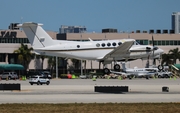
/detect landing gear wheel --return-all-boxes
[46,81,50,85]
[103,68,110,75]
[37,81,40,85]
[146,76,149,79]
[158,65,164,71]
[114,64,120,71]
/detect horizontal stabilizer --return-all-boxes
[18,22,54,49]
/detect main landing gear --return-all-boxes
[103,64,121,74]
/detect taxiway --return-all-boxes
[0,79,180,103]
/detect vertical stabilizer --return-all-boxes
[18,22,54,48]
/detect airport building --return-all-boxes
[1,12,180,71]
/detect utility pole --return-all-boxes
[56,56,58,79]
[80,34,83,76]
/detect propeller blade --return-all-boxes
[152,35,154,47]
[152,35,155,66]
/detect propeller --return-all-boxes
[145,55,150,68]
[152,35,155,66]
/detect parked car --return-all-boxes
[29,76,50,85]
[40,71,52,79]
[0,72,18,80]
[27,71,41,78]
[156,71,172,78]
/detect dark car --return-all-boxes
[27,71,52,79]
[40,71,52,79]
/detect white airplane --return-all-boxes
[17,22,164,74]
[121,62,159,79]
[110,63,159,79]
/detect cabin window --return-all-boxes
[107,43,111,46]
[101,43,105,47]
[96,43,100,47]
[112,42,116,46]
[77,45,80,48]
[118,42,122,45]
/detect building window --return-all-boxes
[170,40,173,45]
[149,41,152,45]
[162,41,165,45]
[178,41,180,45]
[0,38,29,43]
[0,54,5,62]
[166,41,169,45]
[154,41,157,45]
[144,40,149,45]
[174,41,178,45]
[158,41,161,45]
[137,40,148,45]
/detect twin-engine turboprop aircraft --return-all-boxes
[17,22,164,73]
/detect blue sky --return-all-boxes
[0,0,180,32]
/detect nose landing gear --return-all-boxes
[114,64,120,71]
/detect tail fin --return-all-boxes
[18,22,54,48]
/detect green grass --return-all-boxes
[0,103,180,113]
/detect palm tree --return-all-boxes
[36,55,46,69]
[161,53,173,66]
[47,56,56,72]
[14,43,34,71]
[71,59,81,70]
[168,48,180,64]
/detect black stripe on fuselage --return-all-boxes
[35,47,151,52]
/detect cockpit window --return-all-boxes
[135,41,140,45]
[112,42,116,46]
[101,43,105,47]
[118,42,122,45]
[107,43,111,46]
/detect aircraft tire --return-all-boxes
[158,65,164,71]
[114,64,120,71]
[103,68,110,75]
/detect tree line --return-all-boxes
[161,47,180,66]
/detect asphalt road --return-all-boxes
[0,78,180,103]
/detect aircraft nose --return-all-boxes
[159,48,164,54]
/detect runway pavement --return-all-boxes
[0,78,180,103]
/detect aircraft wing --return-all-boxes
[103,40,134,59]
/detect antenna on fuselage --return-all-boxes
[128,32,130,39]
[88,38,93,41]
